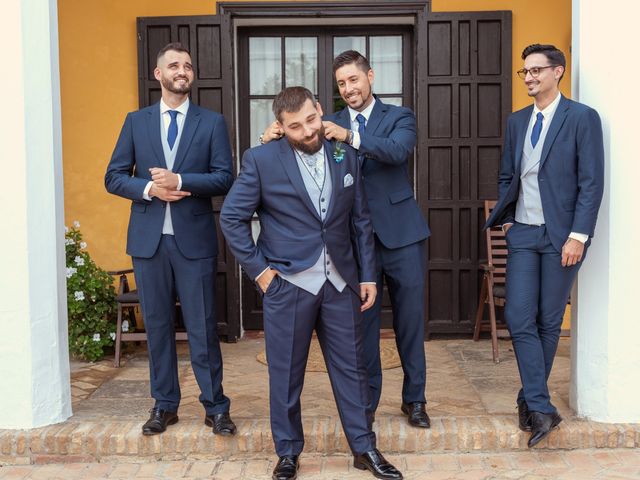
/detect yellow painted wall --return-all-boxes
[58,0,571,273]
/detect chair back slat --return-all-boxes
[483,200,507,286]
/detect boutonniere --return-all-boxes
[333,141,345,163]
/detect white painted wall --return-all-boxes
[0,0,71,428]
[571,0,640,422]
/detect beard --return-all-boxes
[288,124,325,155]
[160,75,192,94]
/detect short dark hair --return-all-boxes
[157,42,191,63]
[332,50,371,74]
[521,44,566,81]
[272,87,316,122]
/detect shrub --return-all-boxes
[65,221,117,362]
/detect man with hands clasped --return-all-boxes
[105,42,236,438]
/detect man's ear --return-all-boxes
[316,102,324,117]
[367,68,374,86]
[153,67,161,82]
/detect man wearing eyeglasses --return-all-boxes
[485,44,604,447]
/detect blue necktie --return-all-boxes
[355,114,366,163]
[167,110,179,150]
[530,112,544,148]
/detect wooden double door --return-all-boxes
[136,5,512,339]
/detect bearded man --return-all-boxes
[221,86,403,480]
[105,42,236,437]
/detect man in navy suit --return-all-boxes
[221,87,402,480]
[105,43,237,437]
[261,51,431,429]
[485,44,604,447]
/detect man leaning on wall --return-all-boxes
[485,43,604,447]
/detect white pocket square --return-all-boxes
[343,173,354,187]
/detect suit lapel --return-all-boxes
[278,140,322,221]
[539,96,570,169]
[333,108,351,129]
[514,105,533,175]
[363,98,387,135]
[146,104,167,169]
[325,139,342,221]
[172,104,201,172]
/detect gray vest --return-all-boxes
[515,113,551,226]
[160,110,186,235]
[279,149,347,295]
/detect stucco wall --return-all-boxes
[58,0,571,272]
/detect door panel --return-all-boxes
[420,11,512,335]
[238,26,413,330]
[137,15,240,341]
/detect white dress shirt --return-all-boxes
[142,98,188,200]
[348,98,376,150]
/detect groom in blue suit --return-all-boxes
[262,50,431,428]
[485,44,604,447]
[105,43,236,437]
[221,87,402,480]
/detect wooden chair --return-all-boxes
[473,200,509,363]
[108,268,187,367]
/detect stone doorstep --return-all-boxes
[0,415,639,465]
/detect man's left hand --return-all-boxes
[150,167,180,190]
[323,121,349,143]
[360,284,377,312]
[561,238,584,267]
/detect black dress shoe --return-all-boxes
[401,402,431,428]
[204,412,237,436]
[141,408,178,435]
[354,449,403,479]
[518,400,532,432]
[528,411,562,448]
[272,455,299,480]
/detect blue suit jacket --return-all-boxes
[220,138,375,294]
[105,102,234,259]
[330,98,430,249]
[485,96,604,252]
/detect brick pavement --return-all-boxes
[1,337,640,464]
[1,449,640,479]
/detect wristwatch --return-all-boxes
[258,134,265,145]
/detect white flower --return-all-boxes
[66,267,77,278]
[65,238,74,246]
[64,226,69,233]
[74,256,85,266]
[92,333,101,342]
[73,220,81,228]
[74,291,85,301]
[121,320,129,333]
[80,241,87,249]
[109,332,116,341]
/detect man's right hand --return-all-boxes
[260,121,284,145]
[149,184,191,202]
[256,268,280,293]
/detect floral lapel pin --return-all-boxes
[332,141,345,163]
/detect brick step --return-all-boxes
[2,415,639,465]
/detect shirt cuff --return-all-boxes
[255,266,271,281]
[501,222,514,233]
[569,232,589,244]
[143,181,153,201]
[360,282,376,285]
[176,174,182,191]
[351,131,361,150]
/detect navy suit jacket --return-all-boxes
[105,102,234,259]
[330,98,430,249]
[220,138,376,294]
[485,95,604,252]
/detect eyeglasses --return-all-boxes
[516,65,559,79]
